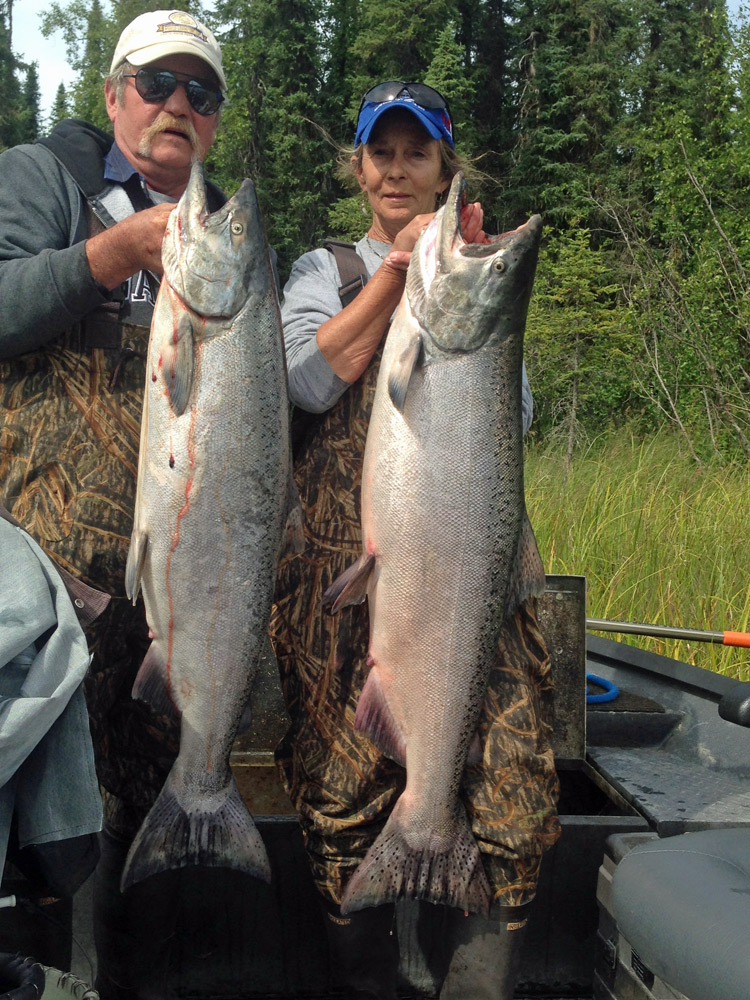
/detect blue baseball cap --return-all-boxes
[355,83,455,149]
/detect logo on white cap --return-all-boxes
[156,11,207,42]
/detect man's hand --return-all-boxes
[85,203,175,291]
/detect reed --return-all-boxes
[526,430,750,681]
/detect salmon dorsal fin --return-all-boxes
[322,552,375,611]
[506,510,546,617]
[355,668,406,767]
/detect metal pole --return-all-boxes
[586,619,750,648]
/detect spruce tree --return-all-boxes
[19,61,41,142]
[211,0,331,278]
[506,0,628,231]
[50,81,71,130]
[0,7,22,150]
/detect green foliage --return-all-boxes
[527,226,636,452]
[210,0,333,279]
[526,429,750,679]
[17,62,41,142]
[0,7,23,150]
[1,0,748,457]
[348,0,452,96]
[328,193,371,242]
[50,82,71,130]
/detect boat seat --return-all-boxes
[611,828,750,1000]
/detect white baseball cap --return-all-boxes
[110,10,226,91]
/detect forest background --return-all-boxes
[1,0,749,678]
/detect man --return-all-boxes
[0,10,227,994]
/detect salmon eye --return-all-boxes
[231,222,244,235]
[492,256,506,273]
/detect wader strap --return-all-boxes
[81,202,127,351]
[0,505,111,627]
[81,189,158,353]
[323,240,369,307]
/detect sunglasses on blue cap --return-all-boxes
[355,81,454,149]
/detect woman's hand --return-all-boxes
[382,200,490,275]
[382,250,411,273]
[460,201,489,244]
[390,212,436,254]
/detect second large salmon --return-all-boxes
[324,172,545,916]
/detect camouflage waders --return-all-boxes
[0,318,179,837]
[270,347,561,909]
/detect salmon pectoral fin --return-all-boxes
[120,770,271,891]
[322,552,375,612]
[132,643,180,721]
[387,333,422,413]
[341,801,490,916]
[163,311,195,417]
[506,510,546,618]
[125,528,148,604]
[354,669,407,767]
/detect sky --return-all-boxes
[12,0,77,119]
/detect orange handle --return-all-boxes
[723,632,750,648]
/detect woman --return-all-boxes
[271,82,560,1000]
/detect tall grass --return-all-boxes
[526,430,750,681]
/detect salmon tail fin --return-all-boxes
[120,771,271,892]
[355,668,407,766]
[506,510,546,617]
[341,803,490,916]
[322,553,375,611]
[132,643,180,721]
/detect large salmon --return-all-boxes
[121,162,291,891]
[324,172,545,916]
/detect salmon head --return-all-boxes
[407,171,542,359]
[162,161,270,320]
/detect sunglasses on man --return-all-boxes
[124,67,224,117]
[358,81,452,119]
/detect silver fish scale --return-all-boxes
[140,284,288,791]
[365,338,525,821]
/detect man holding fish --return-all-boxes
[272,84,561,998]
[0,9,229,994]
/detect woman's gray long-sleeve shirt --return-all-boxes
[280,234,534,432]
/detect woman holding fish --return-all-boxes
[271,82,560,1000]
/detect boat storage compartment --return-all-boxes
[514,576,651,998]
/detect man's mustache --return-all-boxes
[138,113,204,161]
